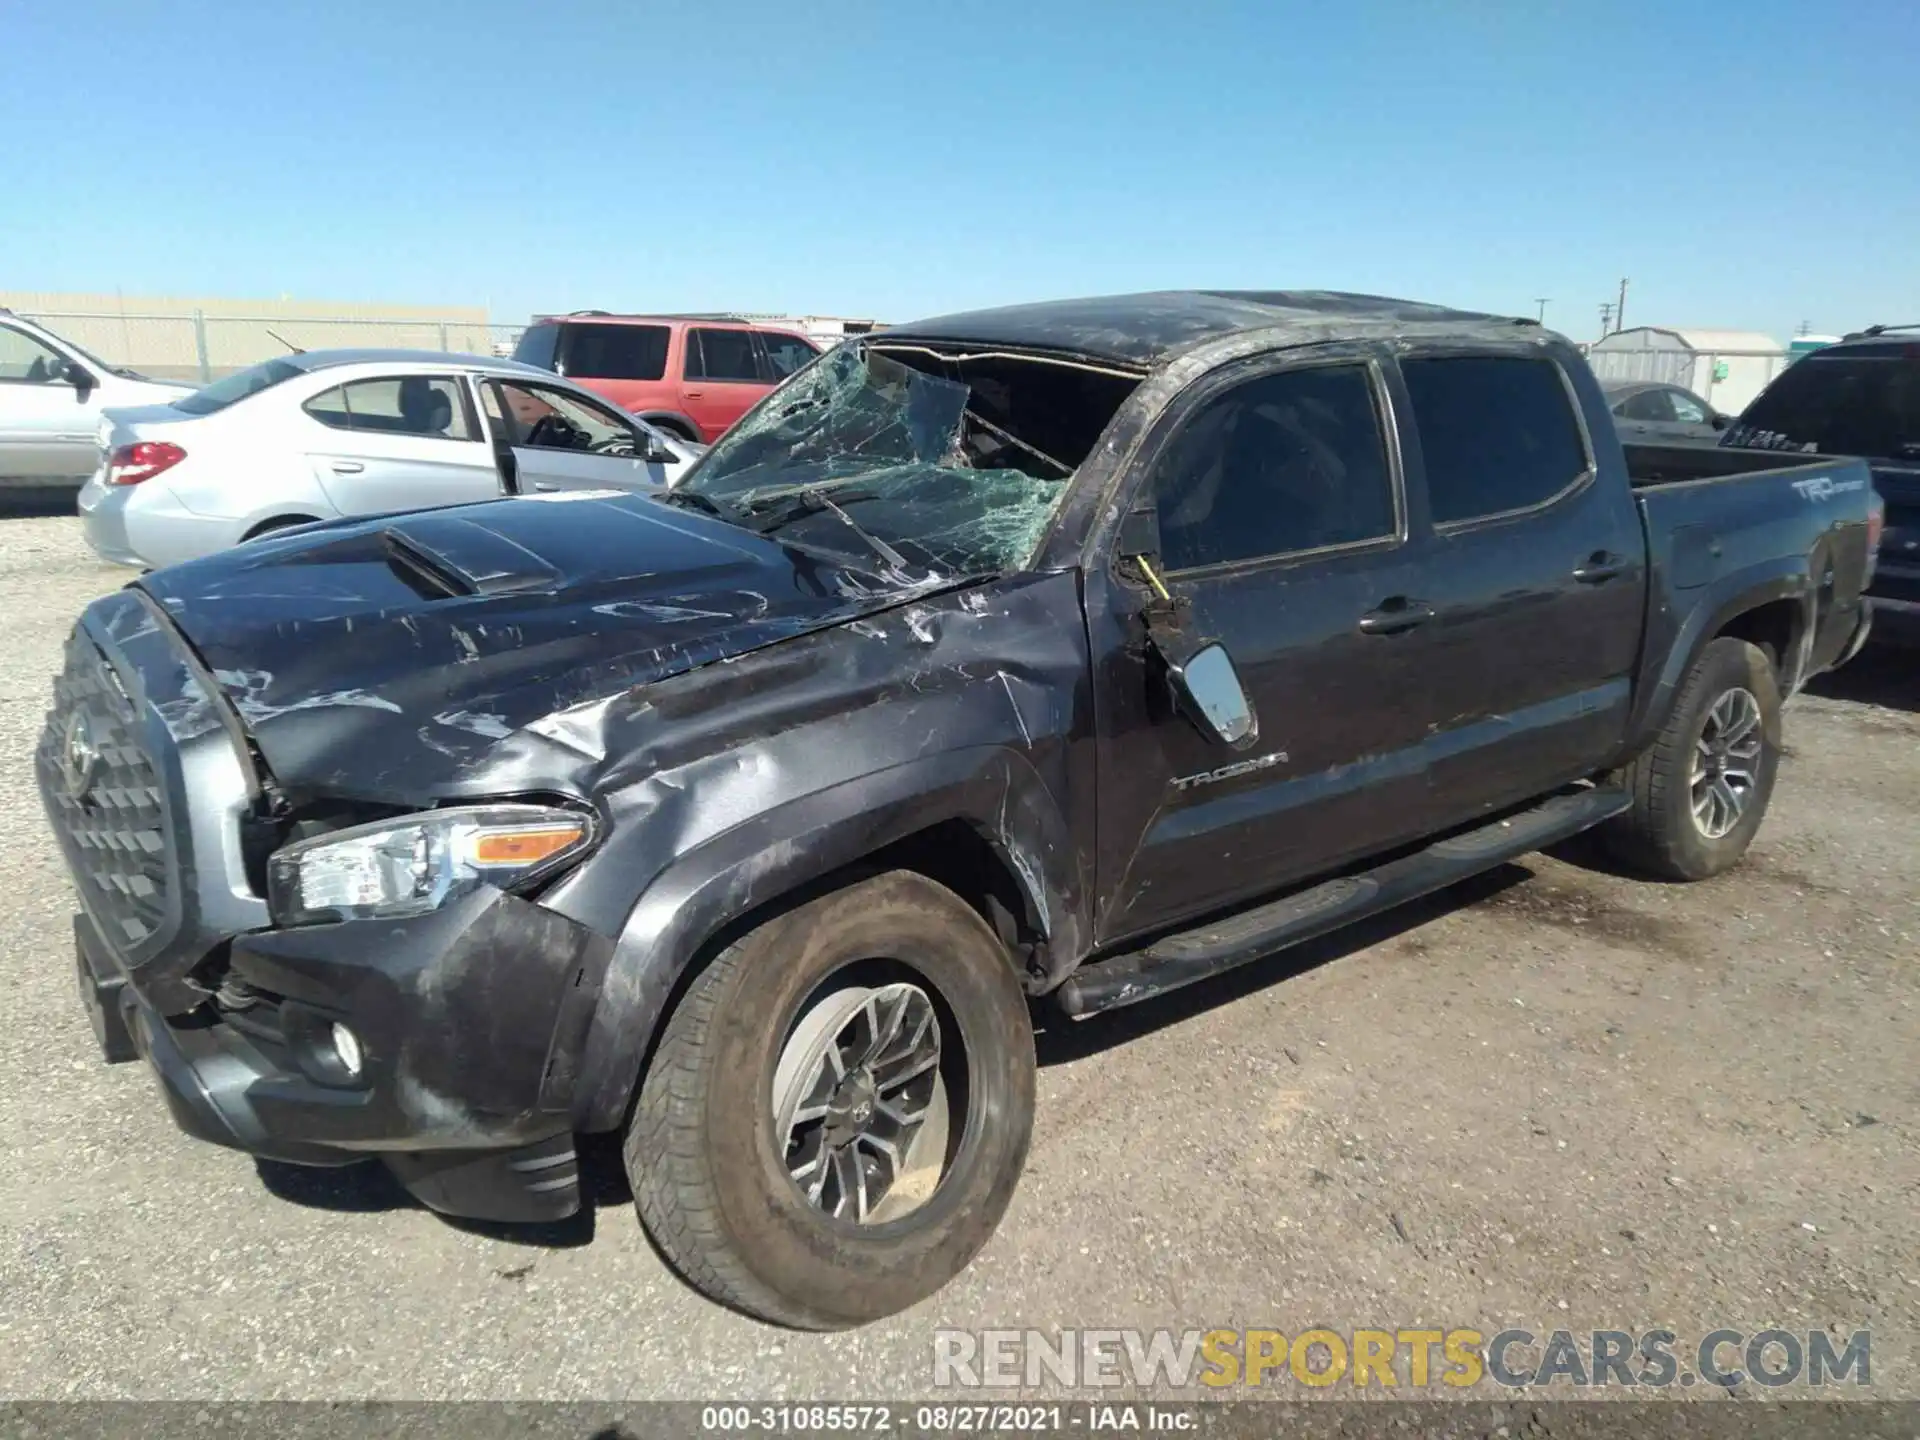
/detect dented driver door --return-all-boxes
[1088,349,1446,945]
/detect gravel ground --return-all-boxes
[0,508,1913,1401]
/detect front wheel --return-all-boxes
[1602,636,1783,880]
[625,871,1036,1328]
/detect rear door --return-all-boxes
[0,321,97,484]
[681,327,768,440]
[1394,349,1645,822]
[301,375,500,515]
[1092,347,1446,942]
[482,378,675,493]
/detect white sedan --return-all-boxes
[78,350,704,569]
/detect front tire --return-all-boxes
[1603,636,1783,880]
[625,871,1036,1328]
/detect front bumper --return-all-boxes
[73,885,613,1223]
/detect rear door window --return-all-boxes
[557,322,670,381]
[687,328,762,382]
[303,377,477,439]
[1401,355,1590,525]
[1730,351,1920,461]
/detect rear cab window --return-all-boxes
[555,322,670,382]
[1400,354,1590,525]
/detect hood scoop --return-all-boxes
[384,514,562,597]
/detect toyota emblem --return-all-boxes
[60,711,100,800]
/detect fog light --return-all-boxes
[330,1023,364,1078]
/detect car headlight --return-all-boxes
[267,803,594,927]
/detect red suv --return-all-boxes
[512,314,820,443]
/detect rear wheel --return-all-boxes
[646,418,698,443]
[1603,636,1782,880]
[625,871,1036,1328]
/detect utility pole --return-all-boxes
[1615,278,1629,334]
[1599,302,1614,338]
[1534,298,1550,323]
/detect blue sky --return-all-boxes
[5,0,1914,342]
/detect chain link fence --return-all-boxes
[16,309,526,382]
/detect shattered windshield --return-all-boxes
[676,344,1076,575]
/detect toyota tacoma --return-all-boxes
[39,291,1879,1328]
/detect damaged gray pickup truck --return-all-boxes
[40,291,1879,1327]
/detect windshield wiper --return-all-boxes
[657,488,732,518]
[745,487,913,574]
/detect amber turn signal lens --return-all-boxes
[469,824,586,867]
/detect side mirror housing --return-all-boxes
[1163,640,1257,748]
[63,359,95,395]
[637,430,679,465]
[1710,412,1733,431]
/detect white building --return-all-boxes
[1588,326,1786,416]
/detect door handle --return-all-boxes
[1572,552,1625,584]
[683,389,705,398]
[328,460,365,474]
[1357,597,1434,635]
[532,481,561,492]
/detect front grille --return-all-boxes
[38,630,174,954]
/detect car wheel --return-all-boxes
[1603,636,1782,880]
[625,870,1036,1328]
[648,419,698,443]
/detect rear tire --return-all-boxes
[646,419,698,443]
[625,871,1036,1328]
[1602,636,1782,880]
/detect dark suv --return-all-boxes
[513,313,820,444]
[1722,327,1919,642]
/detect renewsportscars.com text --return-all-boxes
[932,1327,1871,1390]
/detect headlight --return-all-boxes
[267,804,594,927]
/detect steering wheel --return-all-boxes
[526,413,587,450]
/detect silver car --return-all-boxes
[1,310,194,489]
[79,350,703,568]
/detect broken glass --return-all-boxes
[678,346,1072,575]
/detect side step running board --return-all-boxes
[1055,786,1630,1019]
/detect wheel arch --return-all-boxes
[1624,558,1813,759]
[569,746,1086,1132]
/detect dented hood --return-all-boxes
[136,492,950,800]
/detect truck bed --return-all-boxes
[1624,441,1840,489]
